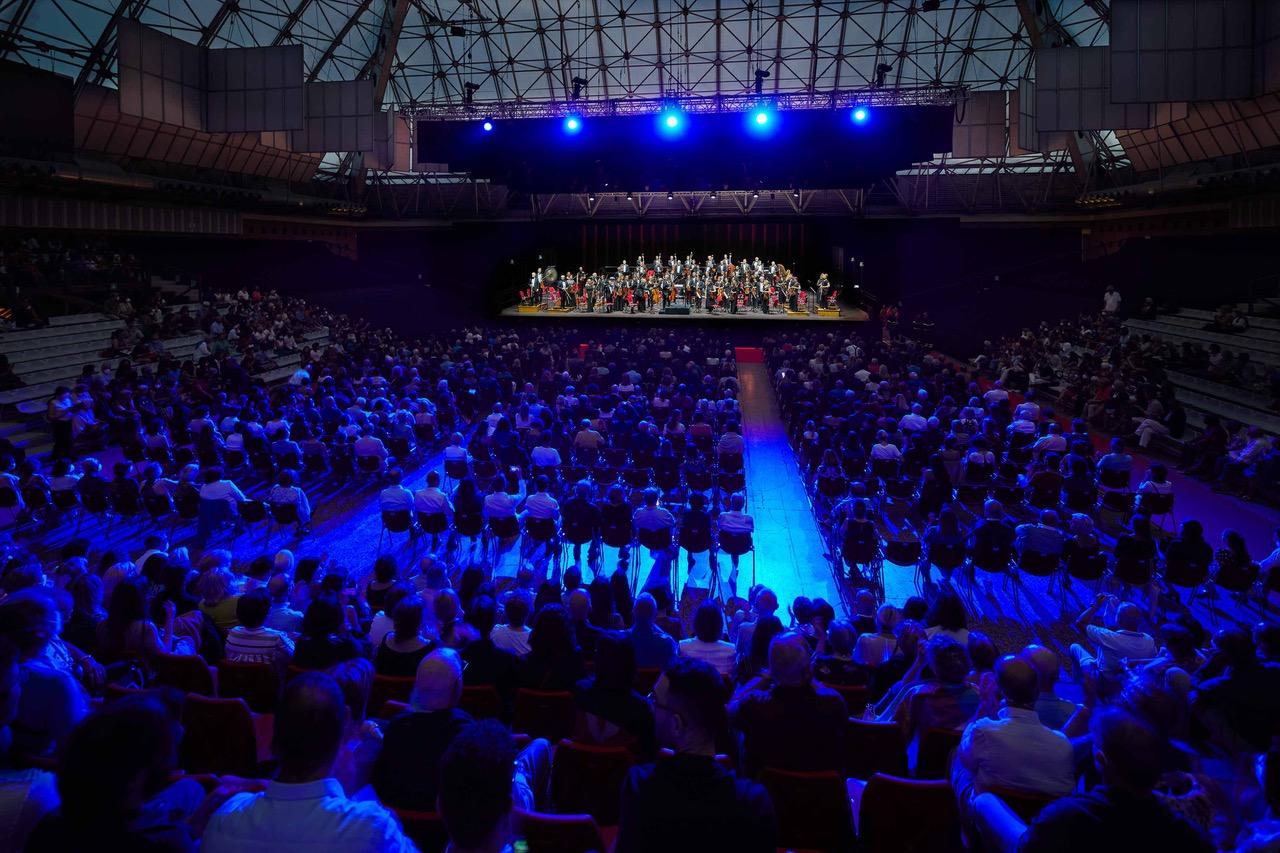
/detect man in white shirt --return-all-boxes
[717,422,746,459]
[413,470,453,519]
[1102,285,1121,315]
[1069,595,1156,679]
[224,589,295,674]
[354,431,389,473]
[203,672,415,853]
[718,493,754,592]
[521,475,560,523]
[378,468,414,513]
[442,433,470,464]
[633,489,677,593]
[899,404,928,434]
[1013,392,1041,423]
[952,656,1075,823]
[199,468,247,510]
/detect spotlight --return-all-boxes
[626,191,633,200]
[563,114,582,134]
[709,191,717,199]
[752,190,759,198]
[793,188,800,197]
[657,106,686,137]
[481,118,494,132]
[667,191,674,200]
[851,106,869,124]
[754,110,770,125]
[588,193,596,203]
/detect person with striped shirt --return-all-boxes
[225,588,295,674]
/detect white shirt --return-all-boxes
[1085,624,1156,675]
[870,443,901,460]
[523,491,559,520]
[490,624,532,657]
[1103,290,1121,313]
[354,436,388,459]
[677,638,736,676]
[203,778,415,853]
[199,480,247,509]
[378,485,414,512]
[718,510,754,534]
[413,486,453,517]
[957,706,1076,797]
[530,446,562,467]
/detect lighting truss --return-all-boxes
[407,86,967,122]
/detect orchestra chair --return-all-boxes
[759,768,855,852]
[855,773,964,853]
[216,660,281,714]
[549,740,635,826]
[843,718,909,781]
[512,689,576,743]
[379,509,414,551]
[179,695,263,777]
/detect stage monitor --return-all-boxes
[417,105,953,193]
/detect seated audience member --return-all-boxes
[459,595,519,704]
[264,573,304,635]
[925,590,971,645]
[734,585,779,656]
[890,635,980,754]
[812,618,872,687]
[677,602,736,677]
[0,589,88,759]
[292,596,364,670]
[632,488,677,592]
[518,603,586,690]
[27,694,232,852]
[224,588,295,673]
[372,594,434,678]
[952,655,1075,819]
[733,615,784,687]
[437,721,520,853]
[617,658,776,853]
[730,632,848,776]
[195,567,240,633]
[0,640,60,852]
[1193,628,1280,753]
[266,470,312,534]
[627,592,678,670]
[490,590,533,657]
[203,672,415,852]
[1015,509,1066,557]
[573,632,656,756]
[1021,645,1079,730]
[1018,707,1212,851]
[971,499,1016,554]
[1070,595,1156,681]
[372,649,474,811]
[98,574,194,666]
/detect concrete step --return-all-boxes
[1165,369,1274,413]
[1153,313,1280,344]
[0,320,124,351]
[1125,319,1280,365]
[12,334,204,384]
[1176,307,1280,332]
[1172,387,1280,434]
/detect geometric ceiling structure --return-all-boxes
[0,0,1112,109]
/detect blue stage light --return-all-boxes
[563,115,582,134]
[851,107,869,124]
[753,110,770,125]
[665,114,679,128]
[656,107,686,137]
[481,119,494,132]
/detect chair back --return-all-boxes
[216,660,281,713]
[678,516,711,554]
[842,522,879,564]
[512,689,576,742]
[1216,560,1259,594]
[759,768,855,852]
[144,492,173,519]
[392,808,448,853]
[822,682,869,716]
[1136,491,1173,515]
[454,511,484,537]
[180,695,258,776]
[915,727,962,780]
[1112,553,1153,586]
[637,526,672,551]
[459,684,505,720]
[52,489,80,511]
[930,543,965,571]
[718,530,753,556]
[489,515,520,538]
[513,809,607,853]
[357,454,383,473]
[972,544,1012,574]
[1017,550,1059,578]
[525,516,557,542]
[562,518,595,546]
[600,517,633,548]
[1067,550,1108,582]
[417,512,449,535]
[81,490,110,514]
[818,474,848,499]
[984,784,1058,822]
[153,652,214,696]
[382,509,413,533]
[239,500,267,523]
[444,459,469,479]
[1099,468,1131,490]
[369,674,416,713]
[871,458,900,480]
[550,740,635,826]
[858,773,964,853]
[1164,555,1208,589]
[843,718,908,780]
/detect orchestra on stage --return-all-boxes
[517,253,840,315]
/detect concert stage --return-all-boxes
[501,305,869,322]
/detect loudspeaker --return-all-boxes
[661,306,691,315]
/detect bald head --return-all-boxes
[995,655,1039,707]
[412,648,463,712]
[768,632,813,688]
[1115,603,1143,632]
[1021,644,1059,692]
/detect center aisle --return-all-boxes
[734,360,845,613]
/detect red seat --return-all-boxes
[985,784,1058,822]
[180,695,261,777]
[513,689,575,743]
[217,660,281,714]
[459,684,505,720]
[819,682,869,716]
[759,767,855,852]
[633,667,662,695]
[550,740,635,826]
[153,652,215,697]
[857,773,964,852]
[514,808,613,853]
[369,674,415,714]
[843,717,908,780]
[392,808,449,853]
[915,727,963,780]
[379,699,410,719]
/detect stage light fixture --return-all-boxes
[563,114,582,134]
[667,191,674,200]
[481,118,494,132]
[754,110,770,125]
[709,191,717,199]
[626,191,633,200]
[851,106,869,124]
[656,105,687,137]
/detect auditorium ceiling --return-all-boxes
[1,0,1110,108]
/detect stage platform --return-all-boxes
[501,305,868,322]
